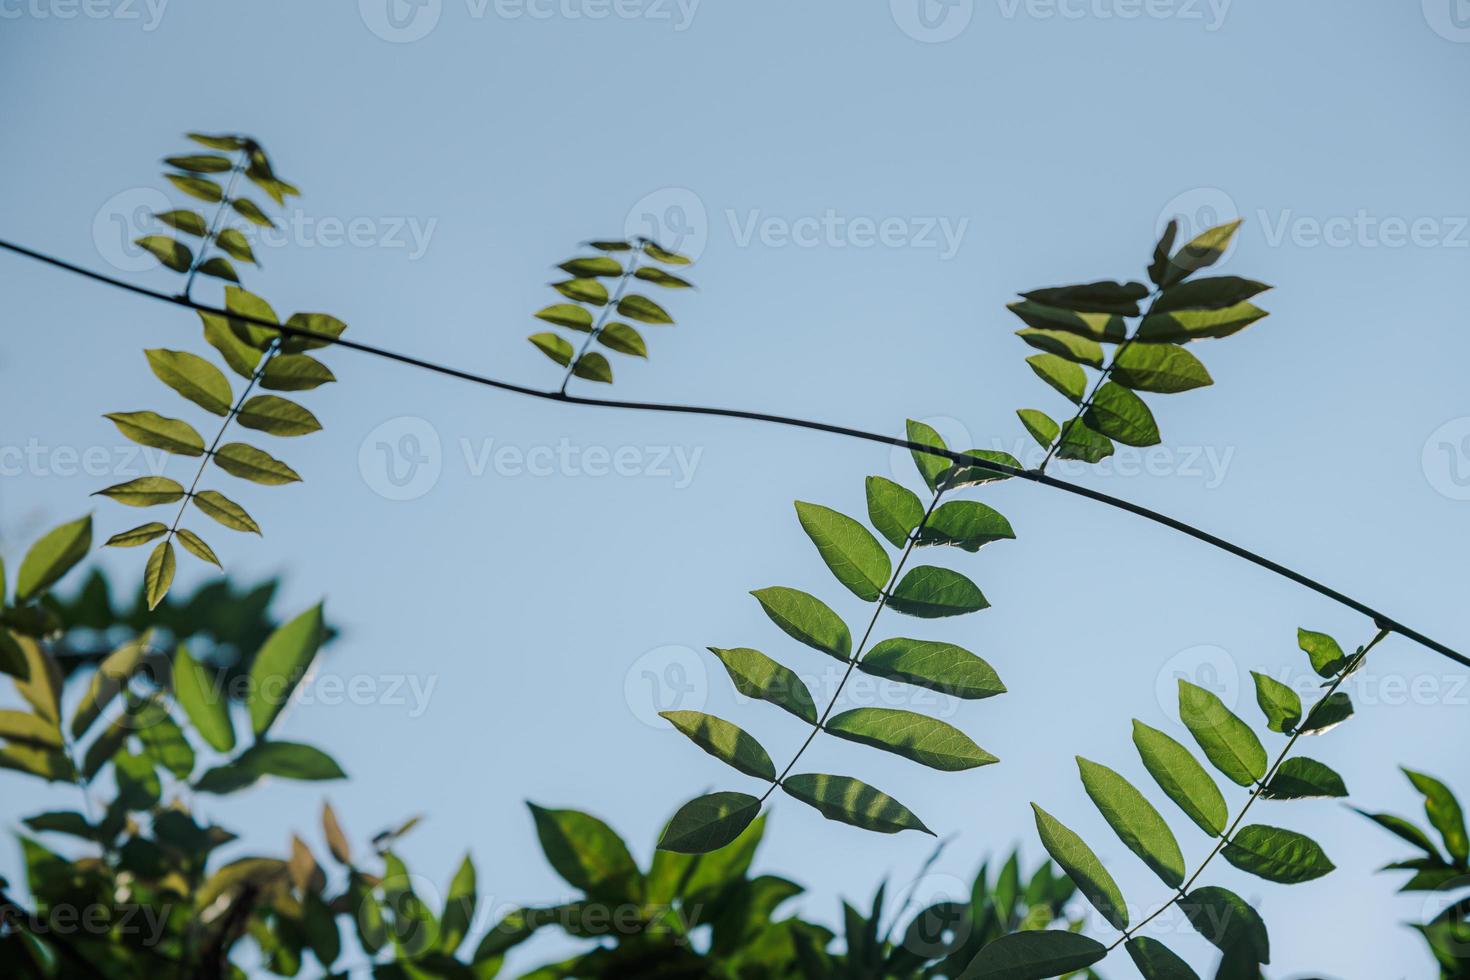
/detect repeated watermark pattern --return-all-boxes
[1423,417,1470,500]
[891,0,1230,41]
[359,0,700,42]
[0,440,169,479]
[0,0,167,30]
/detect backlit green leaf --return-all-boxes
[1007,300,1126,342]
[95,476,186,507]
[1179,680,1267,786]
[1154,276,1270,313]
[529,332,574,366]
[1223,824,1335,883]
[1077,757,1185,887]
[197,741,346,792]
[1084,382,1160,446]
[176,528,221,568]
[70,633,150,738]
[1353,808,1443,857]
[105,411,205,456]
[1136,302,1267,343]
[658,792,761,854]
[708,647,817,723]
[572,352,613,383]
[887,566,988,618]
[751,587,850,660]
[1031,803,1129,930]
[105,523,168,548]
[1132,719,1227,836]
[905,419,951,491]
[1111,343,1213,394]
[281,312,347,354]
[439,854,477,953]
[249,603,326,737]
[166,173,224,203]
[795,501,892,601]
[1298,692,1353,735]
[232,198,275,227]
[527,804,642,902]
[781,773,932,835]
[1021,280,1149,315]
[940,448,1022,489]
[617,293,673,324]
[224,286,280,348]
[534,304,594,331]
[598,322,647,357]
[1250,671,1301,734]
[1016,409,1059,449]
[261,354,335,391]
[662,710,775,780]
[917,500,1014,552]
[173,644,234,752]
[1261,758,1347,800]
[553,277,609,305]
[865,476,924,548]
[145,540,175,610]
[1053,418,1114,463]
[237,395,321,437]
[201,312,263,378]
[1016,328,1104,368]
[1179,886,1269,963]
[213,442,301,485]
[1125,937,1201,980]
[958,930,1107,980]
[156,209,208,237]
[1149,220,1179,287]
[1026,353,1086,404]
[559,256,623,278]
[643,242,692,265]
[215,228,256,264]
[826,707,997,771]
[165,153,232,173]
[1404,768,1469,864]
[1159,220,1242,287]
[138,706,196,780]
[197,257,238,283]
[859,638,1004,699]
[1297,628,1345,677]
[192,490,260,534]
[634,267,693,288]
[0,710,62,748]
[16,515,92,602]
[135,235,193,272]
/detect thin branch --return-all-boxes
[0,238,1462,668]
[181,150,247,302]
[559,251,638,395]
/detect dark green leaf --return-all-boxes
[1135,302,1267,343]
[661,710,776,780]
[865,476,924,548]
[1132,719,1228,836]
[1159,220,1242,287]
[795,501,892,601]
[887,566,988,618]
[1053,418,1114,463]
[166,173,224,203]
[598,323,646,357]
[572,352,613,383]
[215,228,256,264]
[1021,280,1149,315]
[138,706,196,780]
[156,209,208,237]
[232,198,275,227]
[200,311,263,378]
[940,448,1022,489]
[281,312,347,354]
[588,239,632,252]
[105,411,205,456]
[1179,886,1269,963]
[1223,824,1335,883]
[223,286,280,348]
[192,490,260,533]
[1354,808,1442,857]
[70,633,149,738]
[1153,276,1270,313]
[781,773,932,835]
[1298,692,1353,735]
[213,442,301,485]
[1297,628,1345,677]
[826,707,997,771]
[144,540,175,610]
[534,304,594,331]
[905,419,951,490]
[16,515,92,602]
[1077,756,1185,887]
[559,256,623,277]
[528,332,574,366]
[1111,343,1213,394]
[1031,804,1129,930]
[643,242,692,265]
[959,930,1107,980]
[94,476,185,507]
[197,741,346,792]
[197,256,238,283]
[1015,328,1104,367]
[751,587,850,660]
[439,855,477,953]
[1148,220,1179,288]
[1404,768,1469,864]
[708,647,817,723]
[1179,680,1267,786]
[1084,382,1160,447]
[552,277,609,305]
[1007,300,1126,342]
[1261,758,1348,800]
[1250,671,1302,734]
[1125,937,1201,979]
[1016,409,1059,449]
[104,522,169,548]
[617,293,673,324]
[1026,354,1086,404]
[261,354,335,391]
[236,395,321,436]
[917,500,1014,552]
[859,638,1004,699]
[527,804,642,902]
[657,792,761,854]
[165,153,232,173]
[173,644,234,752]
[634,267,693,288]
[135,235,193,272]
[249,603,325,737]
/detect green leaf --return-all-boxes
[1297,628,1345,677]
[708,647,817,723]
[70,634,150,738]
[1136,301,1268,343]
[751,587,850,660]
[261,354,335,391]
[12,636,61,725]
[559,256,623,277]
[905,419,951,491]
[1178,680,1267,786]
[176,528,221,568]
[1111,343,1213,394]
[825,707,997,771]
[940,448,1022,489]
[16,515,92,602]
[215,228,256,264]
[1353,808,1443,857]
[224,286,281,348]
[1154,276,1270,313]
[781,773,932,835]
[634,267,693,288]
[658,792,761,854]
[1015,328,1104,368]
[571,352,613,383]
[1031,803,1129,930]
[236,395,321,437]
[1149,220,1179,287]
[887,566,988,618]
[1007,300,1126,342]
[249,603,326,737]
[197,257,238,283]
[865,476,924,548]
[156,209,208,237]
[617,293,673,324]
[1261,758,1348,800]
[527,804,642,902]
[145,540,175,610]
[165,153,232,173]
[1016,409,1059,449]
[173,644,234,752]
[1124,937,1201,979]
[661,710,775,780]
[1298,692,1353,734]
[0,745,74,782]
[197,741,346,792]
[213,442,301,485]
[1053,419,1114,463]
[1404,768,1469,864]
[1160,220,1242,287]
[534,304,594,331]
[104,522,169,548]
[166,172,224,203]
[1132,719,1228,836]
[1021,280,1149,315]
[642,242,692,265]
[528,332,574,366]
[138,706,196,780]
[1084,382,1161,447]
[598,322,647,357]
[192,490,261,534]
[200,312,263,378]
[1250,671,1302,734]
[281,312,347,354]
[1222,824,1335,883]
[0,710,62,748]
[105,411,205,456]
[1025,353,1086,404]
[439,854,477,953]
[588,239,632,251]
[232,198,275,227]
[552,277,609,305]
[917,500,1014,552]
[859,638,1004,699]
[795,502,892,602]
[1180,886,1269,963]
[134,235,193,272]
[957,930,1107,980]
[94,476,185,507]
[1077,757,1186,887]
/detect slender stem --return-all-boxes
[758,490,944,804]
[558,251,639,395]
[181,151,247,302]
[1105,626,1391,953]
[0,239,1463,668]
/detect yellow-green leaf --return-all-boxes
[261,355,335,391]
[200,311,263,379]
[16,515,92,602]
[617,294,673,324]
[176,528,221,568]
[529,332,574,366]
[281,313,348,354]
[105,523,169,548]
[94,476,186,507]
[71,633,151,738]
[173,644,234,752]
[1016,409,1059,449]
[634,267,693,288]
[553,277,609,306]
[1178,680,1267,787]
[826,707,997,771]
[707,647,817,723]
[1026,353,1087,404]
[192,490,261,534]
[135,235,193,272]
[215,228,256,264]
[887,566,988,618]
[1015,328,1104,367]
[145,540,176,611]
[105,411,205,456]
[166,172,224,203]
[534,304,594,332]
[571,352,612,383]
[156,209,208,237]
[248,603,326,737]
[661,710,775,780]
[865,476,924,549]
[236,395,321,436]
[598,323,647,357]
[213,442,301,485]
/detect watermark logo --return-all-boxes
[995,0,1231,30]
[359,417,443,501]
[93,187,173,273]
[891,0,974,42]
[625,187,709,262]
[1423,417,1470,500]
[624,644,707,727]
[1423,0,1470,42]
[0,0,169,30]
[1157,187,1240,261]
[1154,643,1239,718]
[360,0,442,41]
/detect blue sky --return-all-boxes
[2,1,1469,975]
